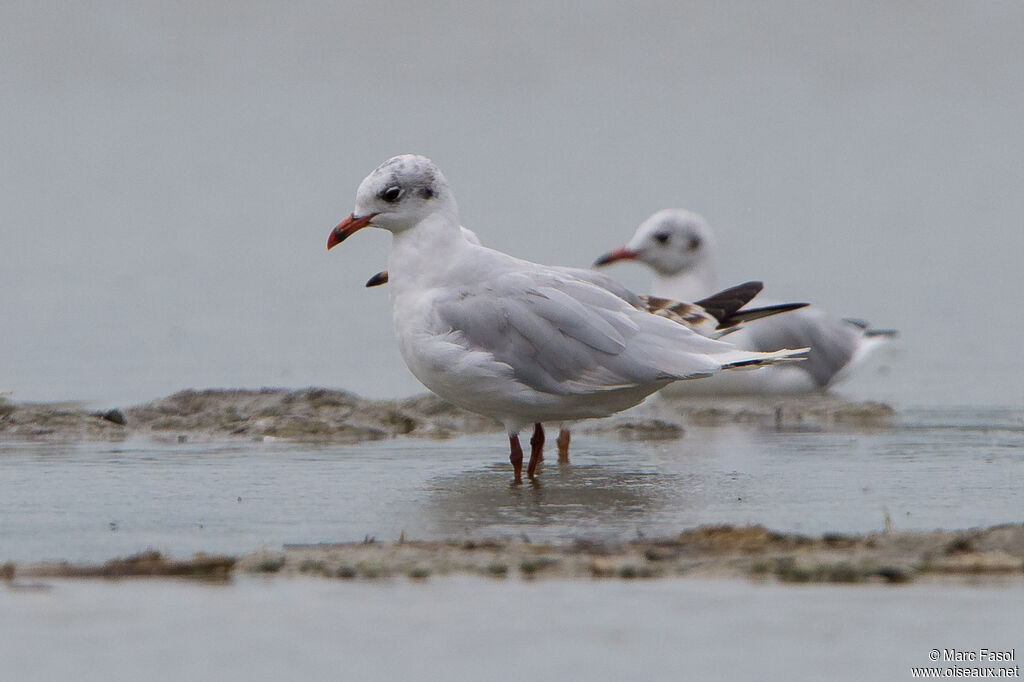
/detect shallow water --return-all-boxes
[2,576,1021,682]
[3,407,1021,563]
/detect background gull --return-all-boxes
[595,209,897,395]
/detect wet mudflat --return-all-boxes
[1,403,1021,564]
[2,401,1022,681]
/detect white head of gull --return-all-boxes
[596,209,718,301]
[329,155,808,483]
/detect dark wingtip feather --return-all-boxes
[693,281,763,326]
[726,301,809,327]
[844,318,898,337]
[697,281,810,330]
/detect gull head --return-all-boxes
[594,209,713,276]
[328,154,457,249]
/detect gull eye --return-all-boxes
[380,186,402,203]
[653,232,670,244]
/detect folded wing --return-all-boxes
[435,270,801,395]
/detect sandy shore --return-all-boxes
[0,387,896,442]
[7,523,1022,586]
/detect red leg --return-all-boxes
[557,426,570,464]
[509,434,524,485]
[527,423,544,479]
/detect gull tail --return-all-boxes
[717,346,811,371]
[839,323,898,380]
[843,318,899,339]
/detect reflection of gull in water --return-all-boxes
[417,423,838,541]
[422,458,691,542]
[595,209,897,395]
[328,156,807,485]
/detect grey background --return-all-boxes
[3,1,1021,407]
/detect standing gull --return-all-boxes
[595,209,896,395]
[328,156,808,483]
[363,231,807,462]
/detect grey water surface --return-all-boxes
[3,577,1021,682]
[2,408,1021,563]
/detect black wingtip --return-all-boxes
[693,281,764,326]
[845,318,898,338]
[725,302,809,327]
[365,271,389,288]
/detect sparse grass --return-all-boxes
[255,557,285,573]
[519,557,559,577]
[872,566,914,584]
[334,565,357,579]
[755,557,863,584]
[359,563,387,579]
[299,559,326,574]
[944,536,973,555]
[618,564,659,579]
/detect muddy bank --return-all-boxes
[9,524,1023,585]
[0,388,895,442]
[0,388,495,442]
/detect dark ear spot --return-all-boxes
[688,236,702,250]
[420,187,434,199]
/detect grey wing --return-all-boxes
[740,307,863,387]
[551,266,644,307]
[434,272,720,395]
